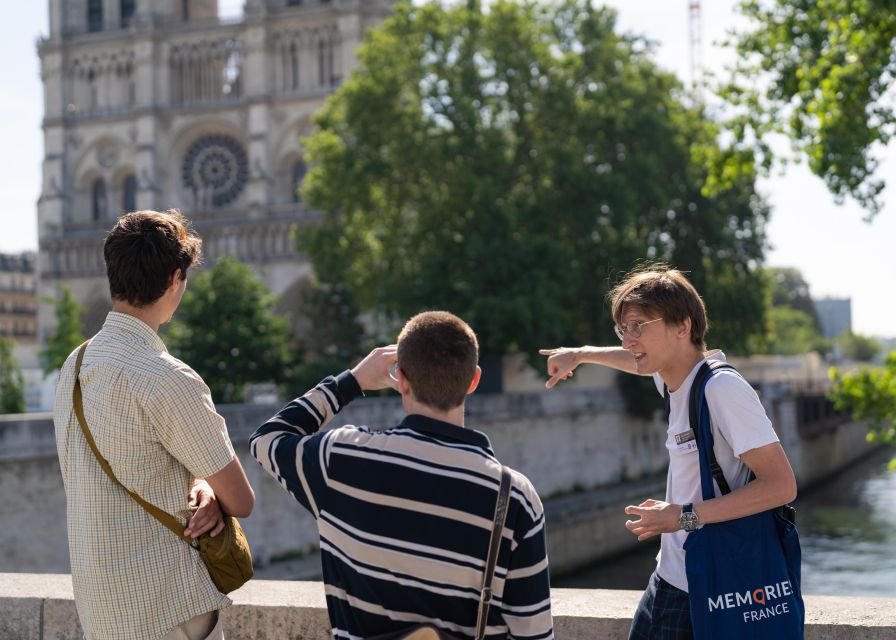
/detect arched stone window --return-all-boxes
[292,159,307,203]
[120,0,136,28]
[290,41,299,90]
[87,0,103,32]
[318,39,328,87]
[92,178,107,221]
[122,175,137,212]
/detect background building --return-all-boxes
[0,251,46,410]
[37,0,395,338]
[0,252,38,347]
[814,297,852,339]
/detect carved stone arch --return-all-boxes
[307,27,324,47]
[74,167,104,224]
[111,165,138,214]
[273,114,313,202]
[74,134,133,179]
[73,135,134,221]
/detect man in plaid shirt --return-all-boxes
[54,210,255,640]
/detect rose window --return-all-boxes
[182,134,248,207]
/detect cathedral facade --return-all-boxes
[37,0,394,336]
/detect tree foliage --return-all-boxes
[763,305,827,356]
[301,0,769,357]
[41,285,85,375]
[767,267,822,331]
[287,282,367,391]
[167,258,292,403]
[0,336,25,414]
[714,0,896,217]
[830,352,896,469]
[837,330,881,362]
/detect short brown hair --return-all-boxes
[610,266,708,349]
[397,311,479,412]
[104,210,202,307]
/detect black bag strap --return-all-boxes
[673,361,794,523]
[689,360,739,496]
[664,360,739,496]
[475,466,512,640]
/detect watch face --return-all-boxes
[681,511,699,532]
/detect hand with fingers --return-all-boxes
[184,480,225,540]
[351,345,399,392]
[538,347,580,389]
[624,499,682,542]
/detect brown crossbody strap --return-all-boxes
[72,341,192,544]
[474,466,512,640]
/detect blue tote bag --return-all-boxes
[682,362,805,639]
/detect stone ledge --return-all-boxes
[1,574,895,640]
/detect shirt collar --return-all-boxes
[398,414,494,454]
[101,311,167,352]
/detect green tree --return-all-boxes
[301,0,769,358]
[830,352,896,469]
[837,331,881,362]
[763,306,827,356]
[41,285,85,375]
[0,336,25,414]
[714,0,896,217]
[167,258,292,403]
[287,281,367,392]
[767,267,822,331]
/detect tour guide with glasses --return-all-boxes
[541,266,803,639]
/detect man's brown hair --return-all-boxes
[104,210,202,307]
[610,266,708,349]
[397,311,479,412]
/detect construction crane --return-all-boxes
[688,0,703,101]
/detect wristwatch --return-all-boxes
[680,503,699,532]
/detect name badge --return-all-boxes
[674,429,698,453]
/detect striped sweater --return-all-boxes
[249,371,553,640]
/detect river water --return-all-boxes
[553,447,896,596]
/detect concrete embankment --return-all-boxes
[2,574,894,640]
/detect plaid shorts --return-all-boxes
[628,571,693,640]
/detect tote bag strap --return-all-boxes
[72,340,191,544]
[474,466,512,640]
[688,361,740,496]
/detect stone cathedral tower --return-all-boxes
[37,0,394,337]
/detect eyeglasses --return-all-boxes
[614,317,663,340]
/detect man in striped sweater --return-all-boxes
[249,311,553,639]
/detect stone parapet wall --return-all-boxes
[0,383,876,574]
[2,574,894,640]
[0,387,669,573]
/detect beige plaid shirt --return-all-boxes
[54,312,235,640]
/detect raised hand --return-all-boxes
[538,347,580,389]
[351,345,399,392]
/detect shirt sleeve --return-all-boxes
[146,360,236,479]
[248,370,363,519]
[705,371,779,457]
[499,479,554,640]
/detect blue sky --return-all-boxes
[3,1,895,337]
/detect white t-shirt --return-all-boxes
[652,352,779,592]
